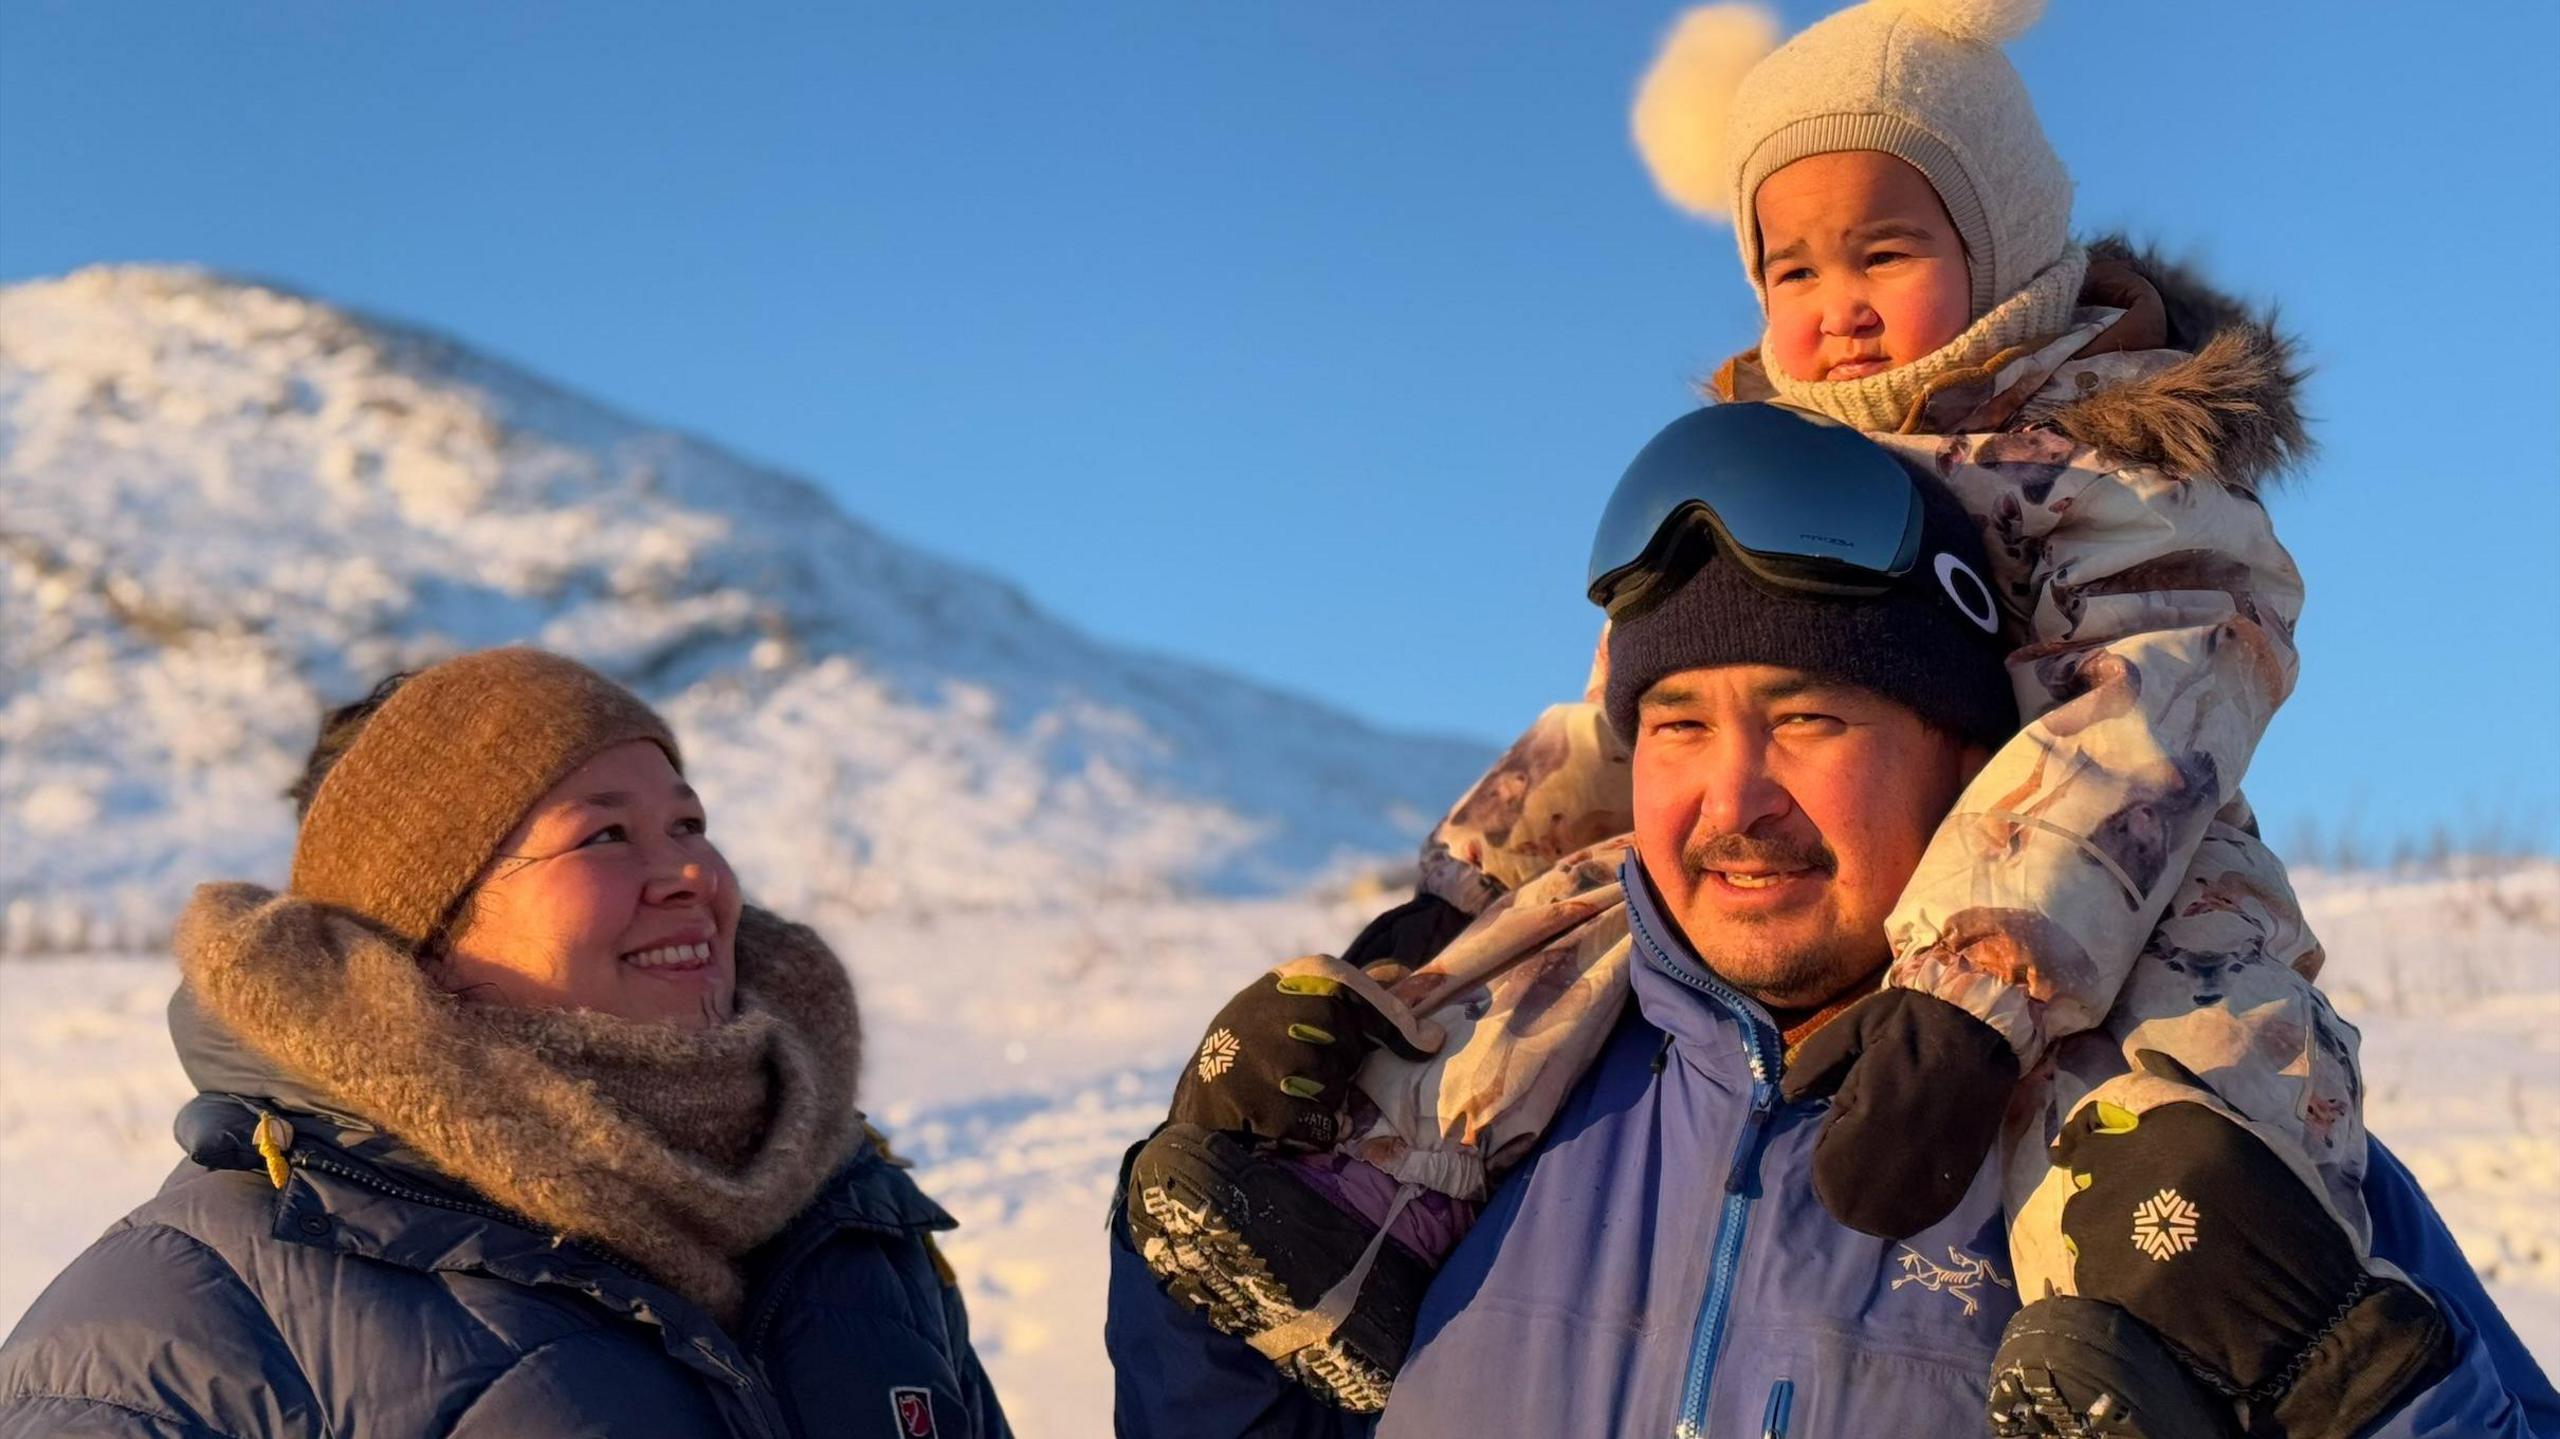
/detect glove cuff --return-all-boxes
[2253,1278,2454,1439]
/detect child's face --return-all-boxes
[1753,151,1972,384]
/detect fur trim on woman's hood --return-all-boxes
[2049,236,2312,489]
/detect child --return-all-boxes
[1129,1,2448,1432]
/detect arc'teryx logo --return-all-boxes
[1195,1028,1241,1083]
[2131,1188,2202,1261]
[1892,1245,2013,1317]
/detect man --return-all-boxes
[1106,406,2559,1436]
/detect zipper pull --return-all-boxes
[253,1113,295,1189]
[1760,1377,1795,1438]
[1724,1081,1776,1194]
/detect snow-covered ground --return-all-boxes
[4,864,2554,1434]
[2303,864,2560,1350]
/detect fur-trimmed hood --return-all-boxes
[2051,236,2312,488]
[1715,234,2312,489]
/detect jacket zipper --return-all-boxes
[745,1263,807,1353]
[290,1145,700,1297]
[1628,902,1785,1439]
[291,1152,524,1229]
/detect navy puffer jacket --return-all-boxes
[0,1013,1008,1439]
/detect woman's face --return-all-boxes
[436,740,741,1029]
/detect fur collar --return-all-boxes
[2052,236,2312,489]
[174,886,864,1327]
[1713,234,2311,489]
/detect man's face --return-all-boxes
[1631,664,1986,1011]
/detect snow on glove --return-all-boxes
[2053,1090,2454,1438]
[1779,988,2019,1238]
[1168,956,1439,1151]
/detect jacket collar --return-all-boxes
[1618,854,1782,1085]
[168,980,362,1125]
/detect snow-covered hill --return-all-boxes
[0,265,1487,940]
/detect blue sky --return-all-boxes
[6,0,2554,856]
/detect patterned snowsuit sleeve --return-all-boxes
[1415,629,1631,917]
[1877,424,2305,1065]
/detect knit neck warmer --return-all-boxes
[174,884,864,1328]
[1761,245,2089,432]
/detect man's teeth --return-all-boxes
[623,942,713,968]
[1718,871,1802,890]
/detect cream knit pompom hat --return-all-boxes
[1632,0,2071,321]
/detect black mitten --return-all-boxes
[1340,892,1473,972]
[1168,965,1431,1150]
[2053,1097,2454,1438]
[1779,988,2019,1238]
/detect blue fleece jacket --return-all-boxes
[1107,857,2560,1437]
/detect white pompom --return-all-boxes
[1882,0,2046,46]
[1630,3,1782,221]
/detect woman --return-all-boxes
[0,647,1010,1438]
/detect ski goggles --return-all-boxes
[1585,403,1928,620]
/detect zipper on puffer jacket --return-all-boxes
[260,1118,656,1289]
[1626,903,1785,1439]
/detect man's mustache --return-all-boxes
[1681,832,1837,878]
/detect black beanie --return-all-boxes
[1602,462,2018,749]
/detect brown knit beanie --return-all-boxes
[288,648,680,949]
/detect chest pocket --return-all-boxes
[1711,1344,1988,1438]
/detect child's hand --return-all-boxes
[1779,988,2019,1237]
[2052,1092,2454,1436]
[1168,958,1437,1150]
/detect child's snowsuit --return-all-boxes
[1342,240,2376,1305]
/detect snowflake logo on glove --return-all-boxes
[1195,1028,1241,1083]
[2130,1188,2201,1261]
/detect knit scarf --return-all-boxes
[1761,246,2090,432]
[173,884,864,1328]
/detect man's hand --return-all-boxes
[1779,988,2019,1238]
[1168,959,1435,1150]
[2053,1094,2453,1437]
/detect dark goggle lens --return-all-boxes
[1586,404,1925,617]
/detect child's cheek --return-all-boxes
[1891,266,1972,360]
[1764,297,1826,383]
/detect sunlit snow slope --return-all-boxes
[0,265,1486,940]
